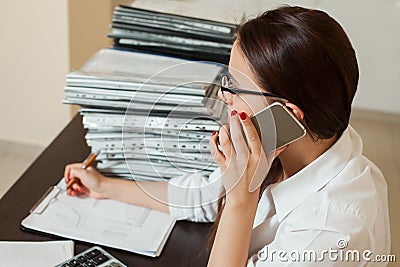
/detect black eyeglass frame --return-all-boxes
[220,74,281,98]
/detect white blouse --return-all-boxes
[167,126,391,266]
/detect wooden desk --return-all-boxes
[0,115,212,266]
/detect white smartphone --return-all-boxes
[250,102,306,153]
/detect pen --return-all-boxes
[66,150,100,190]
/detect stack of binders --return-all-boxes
[108,5,237,64]
[64,48,227,181]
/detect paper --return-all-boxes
[0,240,73,267]
[22,179,175,257]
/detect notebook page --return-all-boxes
[0,240,74,267]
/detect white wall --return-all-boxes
[0,1,71,147]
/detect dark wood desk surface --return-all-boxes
[0,115,211,267]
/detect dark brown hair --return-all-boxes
[207,5,359,250]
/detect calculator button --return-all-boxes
[82,262,95,267]
[110,262,123,267]
[92,254,110,265]
[68,259,80,267]
[77,255,87,263]
[84,249,102,259]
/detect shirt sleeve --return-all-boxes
[167,168,222,222]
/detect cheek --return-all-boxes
[231,96,256,116]
[231,95,271,116]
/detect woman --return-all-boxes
[65,6,391,266]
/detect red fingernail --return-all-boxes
[239,112,247,120]
[76,188,81,193]
[230,110,237,116]
[212,131,217,136]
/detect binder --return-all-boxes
[63,45,227,182]
[112,41,231,64]
[112,6,236,42]
[108,6,237,64]
[21,179,175,257]
[64,49,226,116]
[82,113,220,130]
[64,87,205,106]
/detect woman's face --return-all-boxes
[218,42,272,117]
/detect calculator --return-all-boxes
[55,246,127,267]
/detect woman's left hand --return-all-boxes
[209,110,282,205]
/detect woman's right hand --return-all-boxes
[64,163,108,199]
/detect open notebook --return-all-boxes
[21,178,176,257]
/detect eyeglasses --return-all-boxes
[220,74,281,99]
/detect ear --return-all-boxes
[284,103,304,121]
